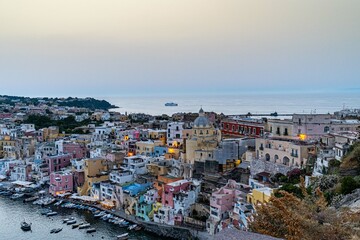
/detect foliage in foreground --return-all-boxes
[250,179,360,240]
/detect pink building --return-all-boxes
[209,180,248,220]
[162,180,191,208]
[49,171,74,196]
[63,143,88,159]
[46,153,72,173]
[207,180,249,234]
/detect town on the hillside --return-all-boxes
[0,97,360,239]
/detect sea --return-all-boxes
[102,92,360,116]
[0,197,157,240]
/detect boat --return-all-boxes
[67,219,77,225]
[78,223,91,229]
[10,193,25,200]
[128,224,138,231]
[94,211,106,218]
[86,228,96,233]
[20,221,31,231]
[50,228,62,234]
[24,196,39,202]
[72,222,83,229]
[0,191,12,196]
[134,225,142,231]
[117,233,129,240]
[46,211,58,217]
[165,102,178,107]
[40,208,52,215]
[62,217,75,223]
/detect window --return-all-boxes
[324,126,330,132]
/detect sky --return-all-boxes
[0,0,359,97]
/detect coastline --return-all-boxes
[0,190,209,240]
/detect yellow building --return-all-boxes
[135,140,163,156]
[182,108,221,178]
[146,163,168,176]
[78,158,109,196]
[42,126,59,141]
[148,130,167,145]
[247,187,273,206]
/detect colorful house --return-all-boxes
[49,171,74,196]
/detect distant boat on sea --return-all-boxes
[165,102,178,106]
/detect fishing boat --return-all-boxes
[128,224,138,231]
[46,211,58,217]
[117,233,129,240]
[40,208,52,215]
[78,223,91,229]
[54,228,63,233]
[20,221,31,231]
[62,217,75,223]
[10,193,25,200]
[86,228,96,233]
[67,219,77,225]
[72,222,83,229]
[24,196,39,202]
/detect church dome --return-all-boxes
[194,108,210,127]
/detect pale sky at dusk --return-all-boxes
[0,0,359,97]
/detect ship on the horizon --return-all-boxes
[165,102,178,107]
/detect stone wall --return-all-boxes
[250,159,296,176]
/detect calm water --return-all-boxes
[102,92,360,116]
[0,197,156,240]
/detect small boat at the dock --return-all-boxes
[128,224,137,230]
[62,217,75,223]
[94,211,106,218]
[0,191,12,196]
[72,222,83,229]
[40,208,52,215]
[54,200,63,206]
[46,211,58,217]
[67,219,77,225]
[86,228,96,233]
[50,228,62,234]
[117,233,129,240]
[10,193,25,200]
[20,221,31,231]
[79,223,91,229]
[24,196,39,202]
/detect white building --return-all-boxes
[110,170,134,185]
[167,122,184,146]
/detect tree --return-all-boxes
[250,178,358,240]
[340,176,359,195]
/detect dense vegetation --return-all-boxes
[0,95,117,110]
[57,97,117,110]
[251,143,360,239]
[250,185,360,240]
[23,115,101,133]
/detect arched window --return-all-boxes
[274,155,279,162]
[324,126,330,133]
[265,153,270,161]
[283,156,290,165]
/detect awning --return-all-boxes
[12,180,33,187]
[70,195,98,202]
[100,201,115,207]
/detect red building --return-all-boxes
[162,180,191,208]
[63,142,88,159]
[221,118,265,138]
[46,153,72,173]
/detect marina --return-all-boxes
[0,195,158,240]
